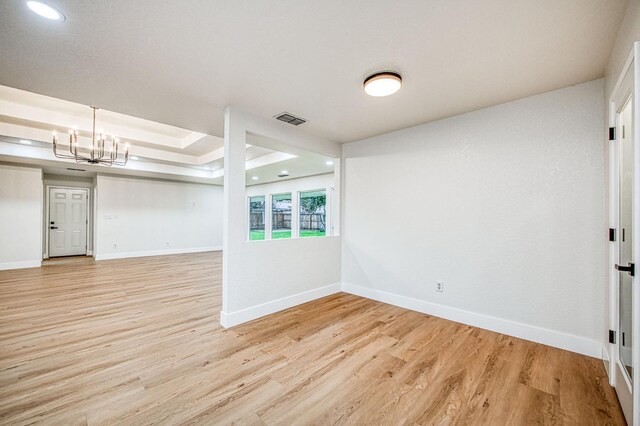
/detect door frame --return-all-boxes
[609,42,640,424]
[44,185,92,258]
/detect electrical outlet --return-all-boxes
[165,241,171,246]
[436,281,444,293]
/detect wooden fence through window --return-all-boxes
[300,213,325,231]
[251,212,326,231]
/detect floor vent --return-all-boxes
[274,112,306,126]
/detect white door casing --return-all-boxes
[48,187,88,257]
[609,42,640,426]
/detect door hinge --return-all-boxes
[609,330,616,344]
[609,127,616,141]
[609,228,616,242]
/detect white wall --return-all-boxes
[221,107,342,327]
[342,79,606,357]
[95,175,223,260]
[246,174,334,197]
[0,163,43,269]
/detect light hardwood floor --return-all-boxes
[0,252,625,425]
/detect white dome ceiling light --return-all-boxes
[363,72,402,97]
[26,1,65,21]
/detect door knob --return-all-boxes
[50,226,58,230]
[616,263,635,277]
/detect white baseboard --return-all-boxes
[0,260,42,271]
[602,345,611,378]
[95,246,222,261]
[220,283,342,328]
[342,283,603,359]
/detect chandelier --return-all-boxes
[52,106,129,166]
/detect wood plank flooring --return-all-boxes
[0,252,625,425]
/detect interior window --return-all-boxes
[248,196,265,240]
[271,193,292,239]
[299,190,326,237]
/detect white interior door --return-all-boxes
[616,93,635,424]
[610,44,640,425]
[49,187,88,257]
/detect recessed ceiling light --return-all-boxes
[26,1,65,21]
[130,156,139,160]
[19,139,32,145]
[252,176,259,180]
[363,72,402,97]
[326,160,334,166]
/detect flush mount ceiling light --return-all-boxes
[363,72,402,97]
[326,160,334,166]
[26,1,65,21]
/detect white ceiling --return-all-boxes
[0,0,628,143]
[0,85,225,162]
[0,88,336,185]
[242,152,336,187]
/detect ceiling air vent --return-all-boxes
[274,112,306,126]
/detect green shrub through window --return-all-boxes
[299,190,326,237]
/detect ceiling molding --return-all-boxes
[180,131,208,149]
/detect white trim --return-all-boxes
[220,282,341,328]
[45,185,91,258]
[95,246,222,261]
[616,362,634,423]
[0,260,41,271]
[342,283,603,358]
[610,48,637,106]
[633,41,640,424]
[603,345,611,376]
[609,87,622,386]
[607,43,640,424]
[38,169,44,261]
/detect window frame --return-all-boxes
[270,192,293,240]
[246,185,335,242]
[247,195,266,241]
[298,188,328,238]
